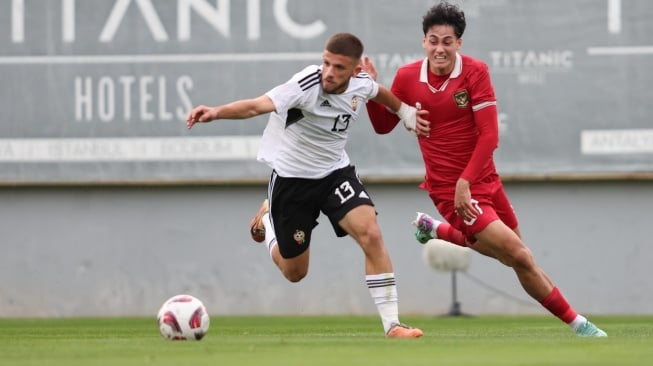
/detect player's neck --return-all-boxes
[430,65,454,76]
[428,69,451,83]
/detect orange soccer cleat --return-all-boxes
[386,323,424,338]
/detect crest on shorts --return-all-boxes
[351,96,359,111]
[293,230,306,245]
[453,89,469,108]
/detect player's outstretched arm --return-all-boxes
[186,95,276,129]
[371,87,430,137]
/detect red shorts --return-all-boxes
[425,175,518,244]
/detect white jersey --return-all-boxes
[257,65,379,179]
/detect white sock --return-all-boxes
[426,216,442,239]
[261,213,277,256]
[366,273,399,334]
[569,314,587,331]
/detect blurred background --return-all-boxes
[0,0,651,317]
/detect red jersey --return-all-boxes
[367,54,499,191]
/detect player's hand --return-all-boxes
[361,56,378,81]
[397,103,421,136]
[414,109,431,137]
[454,178,479,222]
[411,102,430,137]
[186,105,217,129]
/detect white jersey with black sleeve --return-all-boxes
[256,65,380,179]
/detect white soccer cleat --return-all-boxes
[576,321,608,337]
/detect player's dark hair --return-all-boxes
[325,33,364,60]
[422,1,466,38]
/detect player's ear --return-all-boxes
[353,59,363,76]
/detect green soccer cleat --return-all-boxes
[411,212,441,244]
[576,321,608,337]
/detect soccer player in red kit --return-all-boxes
[364,1,607,337]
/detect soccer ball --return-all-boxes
[157,294,210,340]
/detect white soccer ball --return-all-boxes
[157,294,210,341]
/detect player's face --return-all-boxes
[423,25,462,76]
[321,51,361,94]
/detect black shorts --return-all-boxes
[267,165,374,259]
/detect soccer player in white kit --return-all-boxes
[187,33,424,338]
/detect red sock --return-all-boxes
[539,287,578,323]
[435,222,467,247]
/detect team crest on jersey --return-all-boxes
[453,89,469,108]
[351,96,359,111]
[293,230,306,245]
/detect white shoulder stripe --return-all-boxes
[355,71,372,79]
[472,101,496,111]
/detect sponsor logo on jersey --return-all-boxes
[453,89,469,108]
[320,99,332,108]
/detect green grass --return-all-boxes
[0,315,651,366]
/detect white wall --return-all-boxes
[0,180,651,317]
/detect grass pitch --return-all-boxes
[0,315,651,366]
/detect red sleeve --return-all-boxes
[460,105,499,183]
[366,100,400,135]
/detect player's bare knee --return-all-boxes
[355,225,383,251]
[282,268,308,283]
[504,246,535,269]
